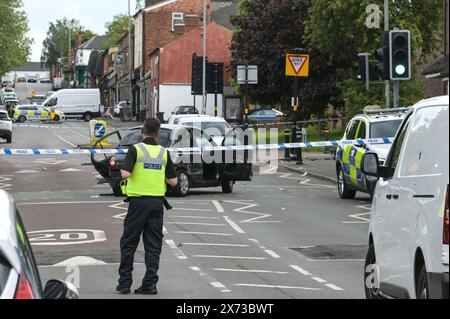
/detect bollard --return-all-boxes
[296,126,304,165]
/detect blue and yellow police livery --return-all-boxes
[336,108,408,199]
[13,105,65,123]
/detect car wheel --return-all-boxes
[18,115,26,123]
[83,113,93,122]
[364,244,383,299]
[338,166,356,199]
[6,136,12,144]
[112,183,123,197]
[416,264,429,299]
[222,180,234,194]
[174,171,189,197]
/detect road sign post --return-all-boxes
[286,51,309,165]
[237,65,258,124]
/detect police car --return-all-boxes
[336,108,408,199]
[13,105,65,123]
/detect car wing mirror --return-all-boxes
[361,152,380,178]
[44,280,79,299]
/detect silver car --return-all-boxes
[0,190,79,299]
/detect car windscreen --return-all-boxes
[182,122,230,136]
[0,112,9,120]
[370,120,403,138]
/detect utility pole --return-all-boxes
[202,0,207,114]
[384,0,391,108]
[128,0,134,119]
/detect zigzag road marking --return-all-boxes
[223,200,281,224]
[0,175,12,190]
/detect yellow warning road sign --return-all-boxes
[286,54,310,77]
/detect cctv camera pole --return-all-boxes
[384,0,391,109]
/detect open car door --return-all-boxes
[218,128,253,182]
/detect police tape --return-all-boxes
[0,138,394,156]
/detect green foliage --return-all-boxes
[0,0,32,75]
[103,14,132,49]
[41,18,95,68]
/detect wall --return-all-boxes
[159,84,223,120]
[134,13,144,70]
[76,49,92,67]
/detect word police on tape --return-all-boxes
[0,138,394,156]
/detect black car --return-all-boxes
[91,124,253,197]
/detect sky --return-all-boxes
[23,0,140,62]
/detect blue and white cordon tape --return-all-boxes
[0,138,394,156]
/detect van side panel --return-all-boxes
[54,89,101,119]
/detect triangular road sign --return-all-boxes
[286,54,310,77]
[289,56,306,74]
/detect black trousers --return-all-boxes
[118,197,164,288]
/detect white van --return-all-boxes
[43,89,101,121]
[362,95,449,299]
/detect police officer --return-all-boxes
[116,118,178,295]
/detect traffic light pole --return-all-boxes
[384,0,391,109]
[393,80,400,108]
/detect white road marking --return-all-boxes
[171,216,220,220]
[290,264,344,291]
[63,125,90,140]
[182,243,250,248]
[213,268,289,274]
[193,255,266,260]
[224,200,281,223]
[189,266,231,293]
[173,208,214,212]
[33,159,67,165]
[17,200,122,206]
[59,168,82,172]
[166,222,226,227]
[163,226,168,234]
[15,170,39,174]
[223,216,246,234]
[45,128,77,147]
[211,200,225,213]
[289,265,312,276]
[233,284,321,291]
[53,256,106,267]
[174,231,233,236]
[0,175,12,190]
[342,212,371,224]
[165,239,187,260]
[264,250,281,259]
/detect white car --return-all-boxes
[0,190,79,299]
[174,115,232,145]
[362,95,449,299]
[113,101,128,117]
[14,105,65,123]
[167,114,211,125]
[0,109,12,143]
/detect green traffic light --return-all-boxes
[395,64,406,75]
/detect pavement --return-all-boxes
[279,151,337,183]
[0,82,372,299]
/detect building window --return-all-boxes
[172,12,185,31]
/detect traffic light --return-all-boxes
[374,31,390,80]
[390,30,411,80]
[357,56,379,81]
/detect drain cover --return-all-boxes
[291,245,368,260]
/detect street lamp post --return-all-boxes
[128,0,134,120]
[202,0,207,114]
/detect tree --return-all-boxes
[230,0,312,109]
[0,0,32,75]
[304,0,443,117]
[41,18,95,70]
[103,14,132,49]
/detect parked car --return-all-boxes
[336,108,408,199]
[175,116,232,145]
[113,101,128,117]
[42,88,101,121]
[27,76,38,83]
[91,125,253,197]
[0,109,12,143]
[0,190,79,299]
[16,77,26,83]
[362,96,449,299]
[167,114,211,125]
[248,108,284,122]
[1,80,15,88]
[14,105,65,123]
[171,105,199,116]
[39,78,52,84]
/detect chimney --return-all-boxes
[145,0,163,7]
[76,32,84,49]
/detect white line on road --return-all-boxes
[181,243,250,248]
[233,284,321,291]
[46,127,77,148]
[223,216,246,234]
[167,222,226,227]
[17,200,122,206]
[212,200,225,213]
[311,277,327,284]
[289,265,312,276]
[173,208,214,212]
[193,255,267,260]
[165,239,187,260]
[264,250,281,259]
[189,266,231,293]
[171,216,220,220]
[213,268,289,274]
[174,231,233,236]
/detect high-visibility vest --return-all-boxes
[123,143,168,197]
